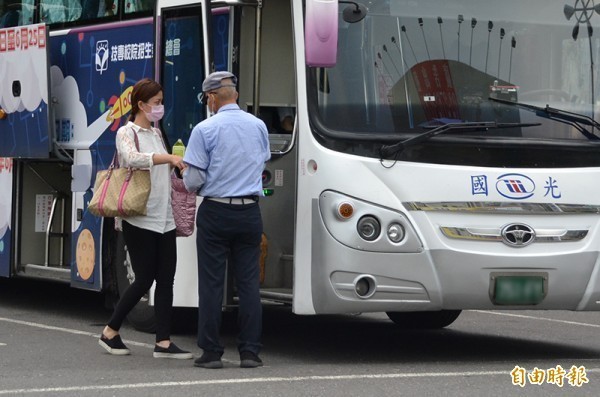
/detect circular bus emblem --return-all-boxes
[495,173,535,200]
[501,223,536,247]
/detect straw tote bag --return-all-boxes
[88,129,151,218]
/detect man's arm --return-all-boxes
[182,164,206,193]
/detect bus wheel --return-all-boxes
[114,231,156,333]
[385,310,461,329]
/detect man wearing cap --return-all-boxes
[182,71,270,369]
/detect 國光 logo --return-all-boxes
[496,173,535,200]
[511,365,588,387]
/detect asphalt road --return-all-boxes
[1,277,600,396]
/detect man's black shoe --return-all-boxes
[194,351,223,369]
[240,351,263,368]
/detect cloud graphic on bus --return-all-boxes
[50,66,111,145]
[0,34,48,113]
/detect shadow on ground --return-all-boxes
[2,277,598,365]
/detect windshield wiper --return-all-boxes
[489,96,600,141]
[379,121,541,158]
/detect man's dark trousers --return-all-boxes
[196,199,263,355]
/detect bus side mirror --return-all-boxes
[305,0,338,67]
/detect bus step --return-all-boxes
[19,264,70,283]
[260,288,293,304]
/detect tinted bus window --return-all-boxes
[80,0,118,19]
[124,0,152,14]
[161,7,206,146]
[0,0,27,27]
[40,0,82,24]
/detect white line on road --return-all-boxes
[3,369,600,395]
[0,370,521,395]
[1,313,598,394]
[0,316,154,348]
[0,316,242,364]
[471,310,600,328]
[0,343,6,346]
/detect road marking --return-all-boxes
[2,369,600,395]
[471,310,600,328]
[0,370,518,395]
[0,316,154,348]
[0,316,239,364]
[0,342,6,346]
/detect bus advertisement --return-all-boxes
[1,0,600,331]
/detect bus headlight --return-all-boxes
[319,190,423,253]
[357,215,380,241]
[387,223,405,243]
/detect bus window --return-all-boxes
[160,6,206,146]
[124,0,152,14]
[105,0,117,16]
[80,0,117,19]
[0,0,19,27]
[40,0,82,24]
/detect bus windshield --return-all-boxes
[311,0,600,143]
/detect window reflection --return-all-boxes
[125,0,153,14]
[0,0,155,27]
[315,0,600,141]
[40,0,82,23]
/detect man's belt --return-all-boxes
[205,196,259,205]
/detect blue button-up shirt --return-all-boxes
[183,103,270,197]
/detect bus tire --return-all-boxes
[113,231,156,333]
[385,310,461,329]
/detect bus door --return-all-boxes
[0,23,51,277]
[237,1,298,306]
[156,0,211,306]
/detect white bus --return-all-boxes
[2,0,600,331]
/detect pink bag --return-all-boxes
[171,172,197,237]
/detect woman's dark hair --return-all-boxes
[129,78,162,122]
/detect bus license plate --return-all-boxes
[493,275,545,305]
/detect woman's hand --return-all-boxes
[169,154,187,171]
[151,153,188,171]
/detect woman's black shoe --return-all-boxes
[98,334,131,355]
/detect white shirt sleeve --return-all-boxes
[116,126,154,168]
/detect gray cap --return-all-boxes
[202,71,238,92]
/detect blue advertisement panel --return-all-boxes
[0,24,51,158]
[0,157,13,277]
[49,19,153,290]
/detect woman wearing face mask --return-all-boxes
[98,78,192,360]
